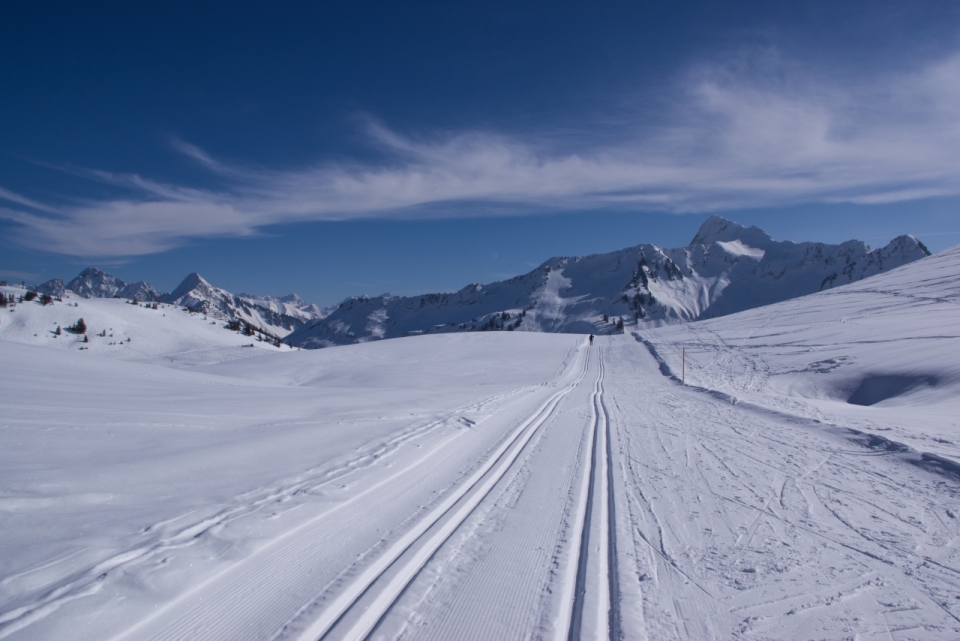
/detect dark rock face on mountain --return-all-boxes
[285,216,930,349]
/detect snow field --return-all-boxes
[0,331,584,640]
[3,244,960,639]
[638,243,960,460]
[604,335,960,638]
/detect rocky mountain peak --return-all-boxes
[690,215,773,249]
[167,272,212,300]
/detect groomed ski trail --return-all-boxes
[563,345,620,641]
[295,348,591,641]
[361,342,621,641]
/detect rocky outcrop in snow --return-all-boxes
[285,216,931,348]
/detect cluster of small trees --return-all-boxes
[128,300,161,309]
[475,309,525,332]
[224,318,284,347]
[601,313,625,333]
[12,291,57,305]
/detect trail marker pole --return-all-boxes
[682,347,685,384]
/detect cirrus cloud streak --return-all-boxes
[3,49,960,256]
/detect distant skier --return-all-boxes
[589,334,594,346]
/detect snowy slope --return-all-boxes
[638,241,960,459]
[3,245,960,639]
[287,215,928,348]
[0,286,292,366]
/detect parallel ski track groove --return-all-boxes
[567,345,618,641]
[601,349,622,641]
[0,385,542,641]
[297,345,591,641]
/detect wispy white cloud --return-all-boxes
[2,48,959,256]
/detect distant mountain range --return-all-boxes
[285,216,930,347]
[34,216,931,347]
[35,269,330,338]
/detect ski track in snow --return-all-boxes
[5,333,960,640]
[0,387,524,640]
[290,348,590,641]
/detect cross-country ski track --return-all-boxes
[109,341,626,641]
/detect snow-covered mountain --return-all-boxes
[34,269,329,337]
[162,273,329,337]
[35,268,163,301]
[286,215,930,348]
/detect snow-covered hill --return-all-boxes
[286,215,929,348]
[0,286,294,366]
[639,240,960,459]
[34,269,330,338]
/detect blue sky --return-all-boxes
[2,1,959,304]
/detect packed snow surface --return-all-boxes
[2,245,960,640]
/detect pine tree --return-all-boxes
[602,313,609,323]
[55,326,62,336]
[72,318,87,334]
[40,293,53,305]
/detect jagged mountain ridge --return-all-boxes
[162,273,329,336]
[35,268,162,302]
[284,216,930,348]
[31,216,931,347]
[35,269,329,337]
